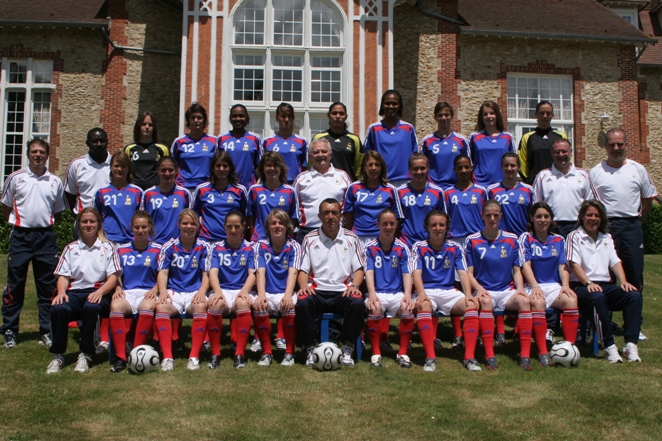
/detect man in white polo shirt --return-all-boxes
[533,139,598,238]
[1,139,65,348]
[589,128,657,292]
[295,198,365,366]
[64,127,111,216]
[293,138,352,243]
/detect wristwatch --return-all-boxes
[585,279,593,287]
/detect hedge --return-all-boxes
[643,203,662,254]
[0,209,76,254]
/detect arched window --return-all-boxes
[230,0,346,139]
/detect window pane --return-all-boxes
[9,62,27,84]
[6,92,26,133]
[272,68,303,102]
[311,0,341,47]
[233,54,265,101]
[32,92,52,134]
[33,61,54,83]
[273,0,304,46]
[234,0,266,45]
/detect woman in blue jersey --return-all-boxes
[344,151,403,250]
[94,151,143,245]
[207,210,257,369]
[218,104,261,189]
[253,209,301,366]
[465,200,534,371]
[519,202,579,366]
[421,102,470,189]
[141,157,192,246]
[365,209,414,368]
[154,209,210,372]
[487,153,534,237]
[108,211,161,372]
[411,210,479,372]
[247,151,298,241]
[469,101,514,187]
[47,208,121,374]
[262,103,308,184]
[444,154,487,247]
[364,89,418,187]
[192,151,248,242]
[171,102,217,191]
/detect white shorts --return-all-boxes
[123,289,148,314]
[525,283,561,308]
[222,289,257,310]
[421,288,465,316]
[479,288,521,311]
[365,292,407,318]
[168,290,197,314]
[249,292,298,313]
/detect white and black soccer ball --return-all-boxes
[312,342,342,371]
[549,341,580,368]
[127,344,160,374]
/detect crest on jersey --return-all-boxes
[279,196,285,206]
[424,195,431,206]
[552,248,558,256]
[144,256,151,266]
[444,256,451,269]
[173,199,179,208]
[290,145,296,152]
[471,195,477,204]
[452,145,458,152]
[228,194,234,204]
[203,145,209,151]
[191,256,198,268]
[346,143,353,151]
[500,247,507,258]
[125,195,132,205]
[240,255,247,266]
[518,195,525,204]
[282,258,289,269]
[243,142,249,151]
[392,257,398,268]
[376,194,383,203]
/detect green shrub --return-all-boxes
[644,203,662,254]
[0,209,76,255]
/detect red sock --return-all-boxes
[110,312,127,360]
[367,315,382,356]
[463,309,479,360]
[380,317,390,342]
[124,317,135,345]
[479,310,495,358]
[231,318,237,343]
[398,314,415,356]
[452,315,462,338]
[281,310,296,354]
[532,310,548,355]
[417,312,436,359]
[172,317,182,343]
[100,317,110,342]
[204,329,210,344]
[134,309,154,347]
[152,320,159,342]
[207,309,223,356]
[155,313,173,359]
[518,311,533,358]
[189,313,207,359]
[562,309,579,344]
[234,310,252,357]
[431,316,439,339]
[254,311,272,355]
[495,315,505,335]
[277,317,285,340]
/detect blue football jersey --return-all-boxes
[444,184,488,238]
[469,131,515,187]
[487,182,534,237]
[465,231,521,291]
[364,238,411,294]
[364,120,419,181]
[141,185,191,245]
[247,183,299,241]
[171,133,217,189]
[518,232,566,285]
[344,182,403,237]
[117,242,161,290]
[94,183,143,243]
[192,183,248,242]
[209,239,255,290]
[261,134,308,183]
[397,182,446,247]
[218,131,261,189]
[411,240,467,290]
[158,239,209,292]
[255,239,302,293]
[421,131,470,188]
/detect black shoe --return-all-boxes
[233,355,246,369]
[495,333,506,346]
[110,358,127,373]
[485,356,499,371]
[520,357,532,371]
[208,354,221,369]
[172,339,183,352]
[3,330,17,348]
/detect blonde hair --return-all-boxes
[77,207,108,242]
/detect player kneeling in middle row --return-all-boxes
[411,210,479,372]
[253,209,302,366]
[365,209,415,368]
[155,209,211,371]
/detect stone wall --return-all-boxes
[638,66,662,186]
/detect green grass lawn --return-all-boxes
[0,255,661,440]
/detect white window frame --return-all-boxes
[0,58,55,183]
[506,73,574,154]
[611,8,639,28]
[222,0,350,141]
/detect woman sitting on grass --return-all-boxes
[47,207,121,374]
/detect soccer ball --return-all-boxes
[312,342,342,371]
[127,345,160,374]
[549,341,580,368]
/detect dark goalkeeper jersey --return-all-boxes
[312,129,363,179]
[517,128,566,184]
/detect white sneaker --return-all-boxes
[622,343,642,362]
[275,338,287,351]
[370,354,382,368]
[305,346,315,366]
[187,357,200,370]
[73,353,91,373]
[463,358,482,372]
[161,358,175,371]
[39,333,53,348]
[639,332,648,342]
[249,337,262,353]
[46,354,65,374]
[258,353,273,366]
[395,354,412,368]
[604,344,623,363]
[423,358,437,372]
[95,341,109,355]
[546,329,555,344]
[281,353,295,366]
[341,345,355,367]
